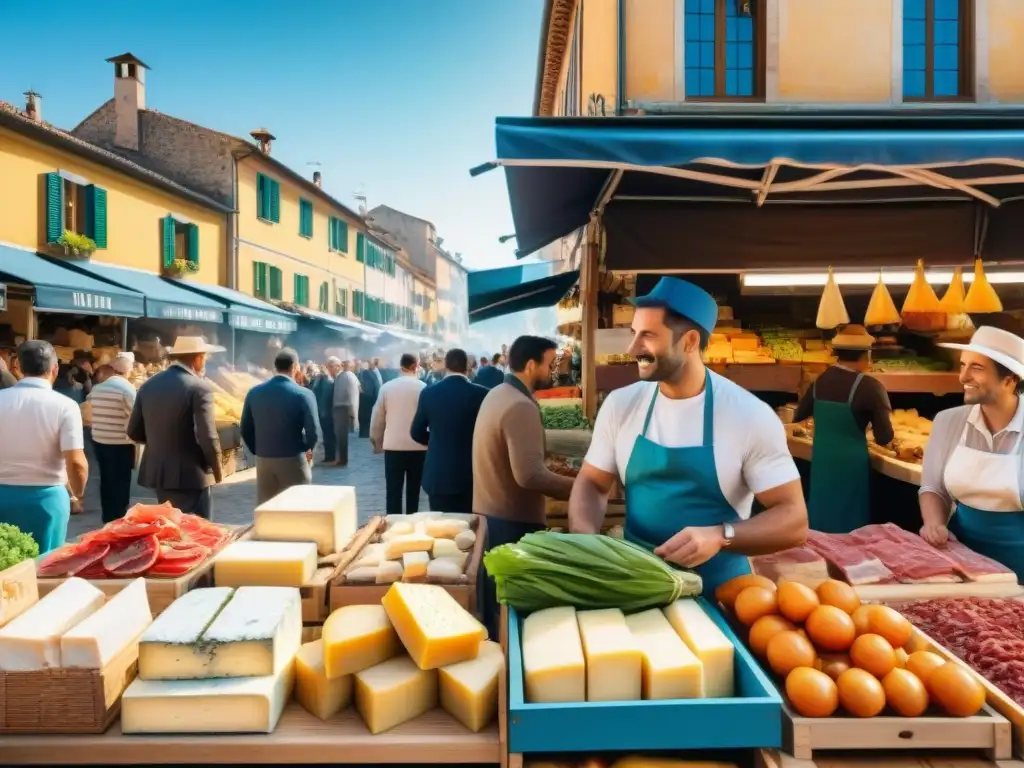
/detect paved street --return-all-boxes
[70,435,426,539]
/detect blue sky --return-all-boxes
[0,0,542,271]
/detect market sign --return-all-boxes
[229,311,297,334]
[151,303,225,324]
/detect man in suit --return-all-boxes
[473,355,504,390]
[357,359,382,438]
[128,337,224,519]
[329,360,360,467]
[242,347,321,505]
[311,357,340,465]
[410,348,488,513]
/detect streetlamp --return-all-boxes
[498,234,517,244]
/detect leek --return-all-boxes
[483,532,702,613]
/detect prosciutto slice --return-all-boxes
[850,524,961,584]
[805,531,896,585]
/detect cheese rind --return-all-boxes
[253,484,357,555]
[663,599,734,698]
[0,577,106,670]
[624,608,704,700]
[323,604,401,679]
[295,639,352,720]
[402,551,429,580]
[121,662,295,734]
[354,655,438,734]
[522,606,585,703]
[577,608,642,702]
[214,540,317,587]
[60,577,152,669]
[381,582,486,670]
[439,639,503,732]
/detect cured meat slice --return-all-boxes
[849,524,960,583]
[103,535,160,577]
[805,531,896,585]
[750,546,830,584]
[932,535,1017,583]
[126,502,182,525]
[37,542,111,578]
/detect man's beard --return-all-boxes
[533,375,553,391]
[636,352,684,382]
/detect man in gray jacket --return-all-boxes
[328,361,360,467]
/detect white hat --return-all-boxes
[940,326,1024,379]
[165,336,226,356]
[109,352,134,375]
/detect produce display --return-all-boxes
[36,503,234,579]
[0,522,39,571]
[869,357,950,373]
[900,597,1024,707]
[720,574,986,719]
[704,332,775,364]
[542,404,591,430]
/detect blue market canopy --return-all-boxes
[468,262,579,324]
[0,246,144,317]
[473,112,1024,260]
[169,281,299,334]
[287,305,381,341]
[57,260,227,323]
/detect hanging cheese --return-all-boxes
[864,274,901,327]
[939,266,966,314]
[815,268,849,330]
[964,258,1003,313]
[902,259,942,314]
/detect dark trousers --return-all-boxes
[92,442,135,523]
[319,411,335,462]
[481,515,546,639]
[427,492,474,514]
[156,487,213,520]
[384,450,425,515]
[333,408,351,465]
[358,394,373,438]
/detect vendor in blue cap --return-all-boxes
[568,277,809,593]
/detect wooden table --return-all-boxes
[758,749,1024,768]
[787,434,922,486]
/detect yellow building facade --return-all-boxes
[540,0,1024,115]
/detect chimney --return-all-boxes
[250,128,275,155]
[313,171,322,187]
[106,52,150,152]
[23,90,41,122]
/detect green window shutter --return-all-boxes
[328,217,337,250]
[338,220,348,253]
[270,179,281,223]
[356,233,365,262]
[336,287,347,316]
[293,274,301,304]
[354,290,364,317]
[253,261,265,296]
[318,281,329,311]
[161,216,176,267]
[187,223,199,266]
[300,200,313,237]
[269,266,283,300]
[85,185,108,248]
[256,173,266,219]
[45,172,63,244]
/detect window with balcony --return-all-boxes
[684,0,764,101]
[903,0,973,101]
[44,172,108,249]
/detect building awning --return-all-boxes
[57,261,227,324]
[366,323,435,348]
[473,114,1024,259]
[286,305,381,340]
[169,281,299,334]
[0,245,145,317]
[468,262,579,324]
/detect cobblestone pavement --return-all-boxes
[70,434,426,539]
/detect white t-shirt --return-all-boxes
[584,371,799,519]
[0,377,84,486]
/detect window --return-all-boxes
[329,217,349,253]
[161,216,199,270]
[269,265,283,301]
[253,262,269,298]
[336,286,348,317]
[294,274,310,307]
[256,172,281,223]
[44,172,108,248]
[903,0,973,101]
[353,289,364,318]
[299,199,314,238]
[684,0,764,100]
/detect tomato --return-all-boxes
[103,535,160,576]
[37,542,111,578]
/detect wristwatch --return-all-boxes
[721,522,736,548]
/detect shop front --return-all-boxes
[284,304,382,362]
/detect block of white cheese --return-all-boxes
[521,606,585,703]
[624,608,704,699]
[439,639,504,732]
[121,662,295,734]
[138,587,234,680]
[0,559,39,628]
[295,639,352,720]
[383,534,435,561]
[60,577,152,669]
[254,484,358,555]
[432,538,461,559]
[354,655,438,734]
[577,608,642,702]
[0,577,106,670]
[402,551,429,580]
[214,540,317,587]
[663,599,734,698]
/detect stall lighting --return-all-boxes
[741,270,1024,289]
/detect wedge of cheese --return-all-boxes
[624,608,704,699]
[521,606,585,703]
[139,588,234,679]
[402,551,429,580]
[577,608,641,702]
[254,484,358,555]
[354,655,438,734]
[295,639,352,720]
[0,577,105,670]
[323,604,401,679]
[214,540,317,587]
[121,662,295,734]
[60,577,152,669]
[663,599,734,698]
[383,534,435,561]
[439,639,503,732]
[381,582,486,670]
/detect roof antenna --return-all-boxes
[353,185,368,218]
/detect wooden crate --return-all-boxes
[0,634,138,734]
[329,515,486,616]
[757,747,1023,768]
[545,500,625,532]
[0,560,38,627]
[300,517,381,623]
[38,524,251,617]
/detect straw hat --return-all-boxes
[940,326,1024,379]
[165,336,225,356]
[831,324,876,350]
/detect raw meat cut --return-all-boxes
[805,531,896,585]
[750,546,830,585]
[849,524,960,584]
[933,535,1017,583]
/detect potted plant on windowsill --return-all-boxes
[57,231,97,258]
[163,259,200,278]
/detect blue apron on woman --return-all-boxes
[0,484,70,554]
[943,415,1024,580]
[623,370,751,595]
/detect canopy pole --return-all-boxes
[581,215,601,423]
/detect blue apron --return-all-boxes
[0,484,71,555]
[949,504,1024,581]
[623,370,751,596]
